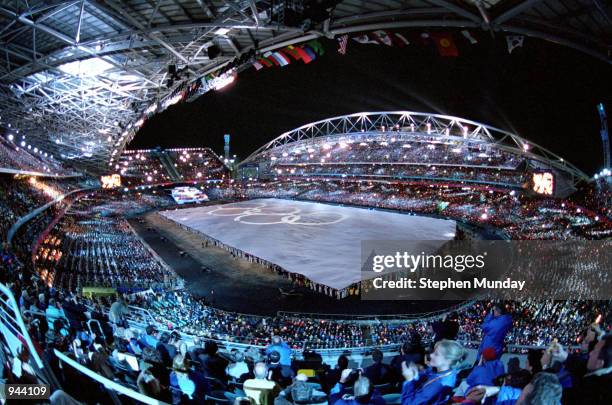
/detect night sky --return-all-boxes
[132,34,611,175]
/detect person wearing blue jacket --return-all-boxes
[266,335,292,367]
[478,305,512,361]
[401,339,466,405]
[466,347,506,392]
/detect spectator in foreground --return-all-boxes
[478,304,512,361]
[432,312,460,343]
[244,362,280,405]
[571,334,612,403]
[401,339,465,405]
[466,347,505,392]
[266,335,292,367]
[365,349,392,386]
[227,350,250,381]
[331,376,385,405]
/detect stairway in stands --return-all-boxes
[156,150,183,182]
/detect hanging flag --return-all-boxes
[461,30,478,45]
[283,46,302,61]
[506,35,524,54]
[431,32,459,57]
[337,34,349,55]
[393,33,410,47]
[306,40,325,56]
[373,30,393,46]
[273,51,291,66]
[292,46,313,63]
[258,57,273,68]
[353,33,379,44]
[252,61,264,70]
[301,45,317,62]
[263,51,280,66]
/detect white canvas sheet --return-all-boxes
[160,199,456,290]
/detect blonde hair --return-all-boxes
[434,339,466,368]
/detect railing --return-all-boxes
[54,349,169,405]
[0,283,60,389]
[277,300,476,322]
[6,186,97,244]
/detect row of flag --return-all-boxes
[250,31,527,71]
[338,30,526,57]
[251,40,326,70]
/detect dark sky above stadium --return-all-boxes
[131,35,611,174]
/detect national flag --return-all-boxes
[506,35,524,54]
[258,57,273,68]
[352,33,379,44]
[337,34,348,55]
[283,46,302,61]
[431,32,459,57]
[392,33,410,47]
[301,45,317,62]
[461,30,478,45]
[305,39,325,56]
[252,61,264,70]
[373,30,393,46]
[273,51,291,66]
[294,46,313,63]
[263,51,280,66]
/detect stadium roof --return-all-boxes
[0,0,610,173]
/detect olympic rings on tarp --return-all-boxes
[205,202,347,226]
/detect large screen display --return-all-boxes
[531,171,554,196]
[100,174,121,189]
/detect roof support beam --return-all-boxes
[76,0,86,43]
[493,0,543,25]
[92,0,189,64]
[425,0,482,24]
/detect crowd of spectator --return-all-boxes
[34,195,179,292]
[0,165,611,403]
[0,135,77,175]
[116,147,229,186]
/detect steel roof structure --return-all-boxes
[240,111,591,185]
[0,1,610,173]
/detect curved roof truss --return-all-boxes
[0,1,608,173]
[240,111,591,185]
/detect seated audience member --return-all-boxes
[266,335,292,367]
[401,339,465,405]
[390,337,425,383]
[330,376,385,405]
[169,354,209,404]
[468,371,562,405]
[526,350,544,376]
[141,325,159,349]
[227,350,250,380]
[571,334,612,403]
[365,349,392,386]
[274,374,315,405]
[466,347,505,392]
[432,312,460,343]
[244,362,281,405]
[540,342,572,389]
[268,350,295,387]
[156,332,177,368]
[198,340,229,384]
[45,298,68,332]
[137,368,162,399]
[324,355,350,393]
